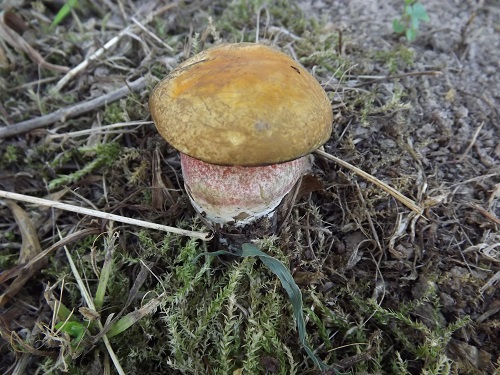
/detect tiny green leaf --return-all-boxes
[393,19,406,34]
[406,28,417,42]
[411,16,420,30]
[412,3,430,21]
[55,320,84,338]
[55,320,87,346]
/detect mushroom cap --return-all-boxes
[149,43,333,166]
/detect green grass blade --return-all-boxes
[107,294,163,338]
[193,245,331,371]
[240,243,328,371]
[94,233,117,312]
[50,0,79,29]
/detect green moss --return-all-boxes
[215,0,309,43]
[2,145,20,164]
[48,142,122,190]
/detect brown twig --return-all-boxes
[0,77,147,139]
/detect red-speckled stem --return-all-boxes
[181,153,309,225]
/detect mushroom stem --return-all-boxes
[181,153,309,226]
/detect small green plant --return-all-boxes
[48,142,121,190]
[3,145,19,164]
[42,229,163,373]
[393,0,430,42]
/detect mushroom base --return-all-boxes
[181,154,309,226]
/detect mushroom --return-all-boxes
[149,43,332,227]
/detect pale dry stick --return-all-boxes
[314,149,424,215]
[255,6,262,43]
[353,70,442,87]
[53,2,177,92]
[0,190,212,240]
[130,17,173,51]
[268,26,302,41]
[0,77,146,139]
[47,121,153,139]
[456,121,484,163]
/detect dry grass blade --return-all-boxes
[106,293,164,338]
[470,203,500,225]
[0,190,212,240]
[46,121,153,139]
[0,228,100,307]
[0,200,42,264]
[0,11,69,73]
[0,200,44,306]
[52,2,177,92]
[314,149,424,215]
[353,70,442,87]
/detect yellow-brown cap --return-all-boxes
[149,43,333,166]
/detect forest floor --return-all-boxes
[0,0,499,374]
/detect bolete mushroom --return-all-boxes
[149,43,332,226]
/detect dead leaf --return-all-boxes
[3,10,28,34]
[2,199,42,264]
[0,226,99,307]
[0,199,44,306]
[448,339,495,373]
[297,173,324,198]
[79,307,100,321]
[293,270,324,286]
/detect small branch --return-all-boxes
[0,190,212,240]
[130,17,173,51]
[46,120,153,139]
[314,149,424,215]
[0,77,146,139]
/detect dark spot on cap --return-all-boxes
[290,66,301,74]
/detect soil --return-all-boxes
[0,0,498,374]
